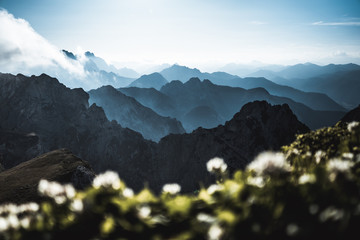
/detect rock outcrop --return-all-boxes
[0,149,95,204]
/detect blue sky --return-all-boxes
[1,0,360,70]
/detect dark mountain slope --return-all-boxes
[0,73,155,190]
[88,85,185,141]
[341,105,360,122]
[151,101,309,192]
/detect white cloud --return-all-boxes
[312,21,360,26]
[0,9,88,88]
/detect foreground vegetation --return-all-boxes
[0,121,359,240]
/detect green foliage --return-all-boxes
[0,122,360,239]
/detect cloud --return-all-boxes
[312,21,360,26]
[0,9,87,88]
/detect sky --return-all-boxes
[1,0,360,72]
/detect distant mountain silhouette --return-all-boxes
[129,72,168,90]
[160,64,236,84]
[155,78,344,131]
[183,105,223,130]
[118,87,176,117]
[88,85,185,141]
[223,77,345,111]
[85,51,139,78]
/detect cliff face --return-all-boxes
[0,149,95,204]
[0,73,155,190]
[151,101,309,192]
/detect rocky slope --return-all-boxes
[0,149,95,204]
[150,101,309,192]
[0,73,155,190]
[88,85,184,141]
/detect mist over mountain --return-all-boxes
[88,85,185,141]
[128,72,168,90]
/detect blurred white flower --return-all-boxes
[315,150,326,164]
[208,224,223,240]
[207,184,224,195]
[123,188,134,198]
[93,171,121,189]
[162,183,181,195]
[197,213,216,223]
[138,206,151,219]
[7,214,19,229]
[298,174,316,184]
[319,207,344,222]
[342,152,354,160]
[247,152,291,176]
[309,204,319,215]
[247,176,265,188]
[347,121,359,132]
[286,223,299,236]
[0,217,9,231]
[327,159,354,174]
[70,199,84,212]
[207,157,227,174]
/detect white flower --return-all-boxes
[327,159,354,173]
[162,183,181,195]
[298,174,316,184]
[0,217,9,231]
[315,150,326,164]
[247,152,291,176]
[286,223,299,236]
[70,199,83,212]
[123,188,134,198]
[206,157,227,174]
[247,176,265,188]
[208,224,223,240]
[64,185,76,199]
[138,206,151,219]
[93,171,121,189]
[196,213,216,223]
[347,121,359,132]
[342,152,354,160]
[7,214,19,229]
[20,217,31,229]
[207,184,224,195]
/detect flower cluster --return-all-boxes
[247,152,291,176]
[38,179,76,204]
[206,157,227,174]
[92,171,122,190]
[162,183,181,195]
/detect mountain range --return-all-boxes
[121,77,345,131]
[0,73,312,192]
